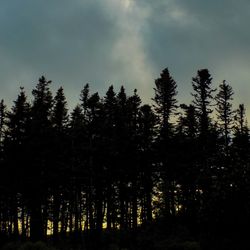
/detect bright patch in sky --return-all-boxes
[123,0,132,10]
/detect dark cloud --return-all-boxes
[0,0,249,117]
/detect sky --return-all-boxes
[0,0,250,117]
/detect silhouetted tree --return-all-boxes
[5,87,31,239]
[0,69,249,250]
[179,104,198,139]
[103,85,118,230]
[50,87,69,242]
[192,69,216,142]
[176,104,200,226]
[80,83,90,119]
[28,76,53,241]
[138,104,156,223]
[153,68,178,140]
[215,80,234,156]
[191,69,217,188]
[152,68,178,217]
[68,104,86,235]
[116,86,129,230]
[52,87,68,130]
[232,104,249,168]
[127,89,141,229]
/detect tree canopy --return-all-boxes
[0,69,249,250]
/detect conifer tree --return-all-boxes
[7,88,30,141]
[179,104,198,139]
[103,86,118,230]
[153,68,178,140]
[52,87,68,130]
[116,86,129,229]
[80,83,90,122]
[28,76,54,241]
[152,68,178,217]
[191,69,217,177]
[138,104,156,222]
[215,80,234,155]
[68,105,86,235]
[127,89,141,228]
[31,76,53,130]
[51,87,69,241]
[233,104,249,162]
[70,105,84,131]
[192,69,216,141]
[176,104,200,224]
[5,87,30,239]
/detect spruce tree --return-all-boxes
[103,86,117,230]
[51,87,69,241]
[127,89,141,228]
[52,87,68,130]
[138,104,156,222]
[80,83,90,124]
[215,80,234,155]
[191,69,216,141]
[29,76,53,241]
[5,87,30,239]
[153,68,178,216]
[233,104,249,162]
[153,68,178,140]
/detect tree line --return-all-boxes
[0,68,249,248]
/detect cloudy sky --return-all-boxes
[0,0,250,116]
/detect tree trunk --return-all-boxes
[132,181,137,229]
[53,190,60,242]
[13,195,19,239]
[30,197,43,241]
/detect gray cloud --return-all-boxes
[0,0,249,117]
[139,0,250,107]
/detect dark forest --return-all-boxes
[0,68,249,250]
